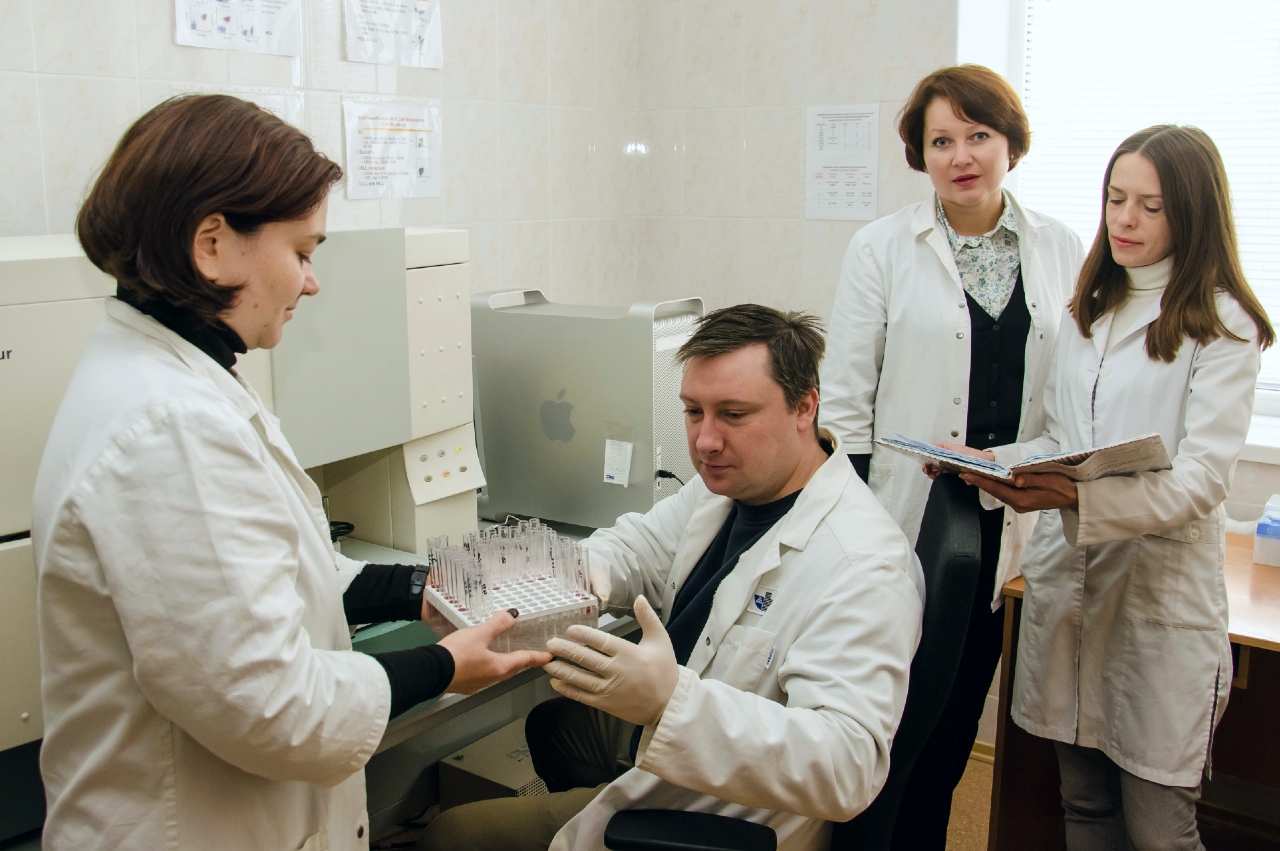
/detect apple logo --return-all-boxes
[540,388,575,442]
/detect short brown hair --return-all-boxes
[77,95,343,326]
[1071,125,1274,360]
[676,304,826,411]
[898,65,1030,172]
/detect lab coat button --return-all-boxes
[953,397,961,405]
[358,826,365,839]
[1189,527,1201,541]
[951,430,959,437]
[705,637,711,646]
[672,582,677,589]
[957,332,965,339]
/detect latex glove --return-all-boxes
[586,552,612,608]
[544,595,678,727]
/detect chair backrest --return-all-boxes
[830,473,983,850]
[604,809,778,851]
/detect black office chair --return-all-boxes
[831,472,982,849]
[602,474,981,851]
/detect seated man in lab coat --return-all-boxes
[420,304,924,851]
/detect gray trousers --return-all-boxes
[1054,742,1205,851]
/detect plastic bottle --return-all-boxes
[1253,494,1280,566]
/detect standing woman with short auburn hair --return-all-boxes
[820,65,1084,848]
[958,126,1272,851]
[33,95,549,851]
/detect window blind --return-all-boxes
[1018,0,1280,386]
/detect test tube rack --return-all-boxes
[421,520,599,653]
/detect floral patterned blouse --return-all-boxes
[936,192,1021,319]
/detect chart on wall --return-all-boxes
[806,105,879,221]
[175,0,302,56]
[343,0,443,68]
[342,99,442,199]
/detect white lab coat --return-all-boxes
[821,195,1084,609]
[996,293,1261,786]
[550,435,924,851]
[32,300,391,851]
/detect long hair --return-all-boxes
[1070,125,1274,361]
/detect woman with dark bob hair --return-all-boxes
[32,94,549,851]
[957,126,1272,850]
[820,65,1084,847]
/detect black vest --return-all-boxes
[965,271,1030,451]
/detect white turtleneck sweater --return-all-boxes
[1105,255,1174,353]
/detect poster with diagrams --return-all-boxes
[343,0,443,68]
[806,104,879,221]
[171,84,305,129]
[342,99,442,199]
[176,0,302,56]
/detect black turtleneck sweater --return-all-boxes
[119,288,453,717]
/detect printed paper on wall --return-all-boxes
[806,104,879,221]
[342,99,442,199]
[343,0,443,68]
[175,0,302,57]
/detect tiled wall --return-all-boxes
[0,0,953,318]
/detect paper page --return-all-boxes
[806,104,878,221]
[1013,433,1170,481]
[875,434,1014,480]
[403,423,487,505]
[343,0,443,68]
[171,83,305,129]
[603,439,634,487]
[175,0,302,56]
[342,99,442,199]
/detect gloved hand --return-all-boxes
[586,552,612,608]
[544,596,679,728]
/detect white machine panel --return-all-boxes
[0,539,42,749]
[406,263,472,438]
[0,298,108,536]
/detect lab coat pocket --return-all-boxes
[868,461,897,505]
[298,827,330,851]
[714,625,776,692]
[1129,519,1218,630]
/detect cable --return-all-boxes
[655,469,686,486]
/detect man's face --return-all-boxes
[680,344,815,505]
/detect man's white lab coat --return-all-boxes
[33,300,390,850]
[996,294,1260,786]
[550,436,924,851]
[821,195,1084,610]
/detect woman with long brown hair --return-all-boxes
[954,125,1273,849]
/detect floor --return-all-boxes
[946,757,995,851]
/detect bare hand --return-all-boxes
[959,470,1079,513]
[922,442,996,479]
[437,610,554,695]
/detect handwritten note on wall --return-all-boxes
[343,0,443,68]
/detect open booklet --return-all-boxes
[874,432,1172,484]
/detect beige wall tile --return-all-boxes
[739,218,804,309]
[681,216,742,309]
[227,53,298,88]
[0,0,34,73]
[597,216,638,304]
[304,90,345,169]
[803,219,863,320]
[597,0,638,110]
[380,197,444,227]
[497,0,549,104]
[636,216,685,297]
[38,75,139,233]
[635,110,683,217]
[0,71,46,235]
[461,222,503,292]
[875,0,957,102]
[683,108,743,217]
[442,98,501,224]
[550,218,599,302]
[742,105,804,219]
[442,0,497,101]
[594,109,638,217]
[35,0,136,78]
[683,0,744,109]
[136,0,228,83]
[304,0,378,93]
[637,1,682,111]
[392,66,444,98]
[743,0,810,108]
[806,0,879,105]
[499,103,550,221]
[326,194,383,229]
[550,107,596,219]
[501,220,552,290]
[550,0,596,108]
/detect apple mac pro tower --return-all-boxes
[472,290,703,530]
